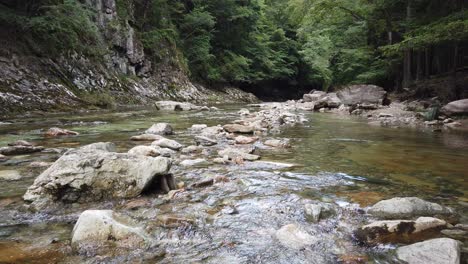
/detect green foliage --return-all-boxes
[27,0,100,55]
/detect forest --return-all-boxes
[1,0,467,100]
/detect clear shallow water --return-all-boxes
[0,106,467,263]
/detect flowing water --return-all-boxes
[0,105,467,263]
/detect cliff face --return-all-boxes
[0,0,257,115]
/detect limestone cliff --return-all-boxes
[0,0,257,115]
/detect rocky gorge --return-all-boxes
[0,93,467,263]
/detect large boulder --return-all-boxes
[440,99,468,116]
[303,91,327,103]
[72,210,150,255]
[127,145,160,157]
[396,238,461,264]
[368,197,454,219]
[145,123,174,135]
[23,142,172,210]
[315,93,342,109]
[337,85,387,106]
[354,217,447,245]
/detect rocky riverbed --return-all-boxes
[0,101,467,263]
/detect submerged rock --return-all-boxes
[0,145,44,156]
[152,138,183,150]
[264,139,291,148]
[130,134,164,141]
[275,224,317,250]
[304,202,336,223]
[441,99,468,116]
[0,170,22,181]
[45,127,79,137]
[218,148,260,161]
[235,135,258,144]
[337,85,387,106]
[396,238,461,264]
[155,101,200,111]
[23,142,172,210]
[223,124,255,134]
[72,210,150,255]
[368,197,454,219]
[189,124,208,132]
[180,158,209,167]
[181,145,202,154]
[354,217,447,245]
[7,140,34,147]
[194,135,217,146]
[145,123,174,135]
[0,154,7,161]
[128,146,160,157]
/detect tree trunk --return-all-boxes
[451,43,458,99]
[425,48,430,78]
[402,0,413,89]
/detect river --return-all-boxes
[0,105,467,263]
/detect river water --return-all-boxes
[0,105,467,263]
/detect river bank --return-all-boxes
[0,102,467,263]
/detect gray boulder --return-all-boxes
[127,145,160,157]
[0,145,44,156]
[152,138,183,150]
[145,123,174,135]
[72,210,150,255]
[396,238,461,264]
[337,85,387,106]
[303,91,327,103]
[368,197,454,219]
[304,202,336,223]
[23,142,172,210]
[441,99,468,116]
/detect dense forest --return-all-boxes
[1,0,467,100]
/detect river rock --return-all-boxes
[314,93,342,109]
[152,138,183,150]
[155,101,199,111]
[189,124,208,132]
[354,217,447,245]
[7,140,34,147]
[0,145,44,156]
[235,136,258,144]
[0,154,7,161]
[223,124,255,134]
[337,85,387,106]
[130,134,164,141]
[368,197,454,219]
[145,123,174,135]
[194,136,217,146]
[275,224,317,250]
[23,142,172,210]
[264,139,291,148]
[128,146,160,157]
[45,127,79,137]
[180,159,209,167]
[181,145,202,154]
[27,161,53,168]
[441,229,467,239]
[153,146,177,157]
[0,170,22,181]
[218,148,260,161]
[441,99,468,116]
[72,210,150,254]
[201,126,224,136]
[396,238,461,264]
[304,202,336,223]
[238,108,250,116]
[303,91,327,103]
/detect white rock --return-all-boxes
[368,197,454,219]
[128,146,160,157]
[0,170,22,181]
[275,224,316,249]
[145,123,174,135]
[152,138,183,150]
[397,238,461,264]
